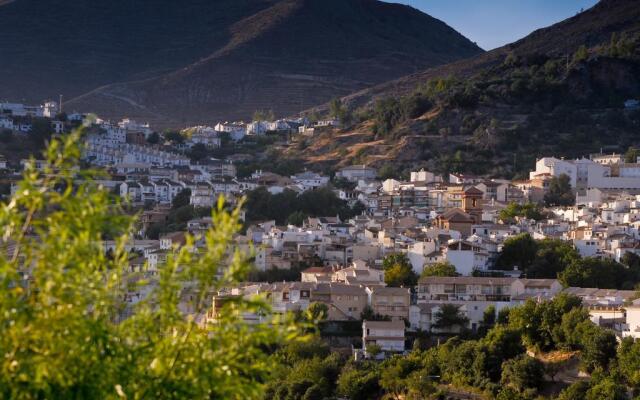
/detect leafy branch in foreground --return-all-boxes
[0,129,304,399]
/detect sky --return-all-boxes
[387,0,599,50]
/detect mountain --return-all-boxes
[285,0,640,178]
[0,0,482,125]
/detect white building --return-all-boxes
[362,320,405,354]
[336,165,377,182]
[290,171,329,191]
[214,122,246,141]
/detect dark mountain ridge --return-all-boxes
[332,0,640,109]
[0,0,482,125]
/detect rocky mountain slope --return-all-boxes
[285,0,640,178]
[0,0,482,125]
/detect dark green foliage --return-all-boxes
[500,355,545,393]
[371,92,433,137]
[328,98,352,125]
[378,163,403,180]
[579,323,618,372]
[360,305,391,322]
[544,174,575,207]
[29,118,54,145]
[244,187,361,225]
[163,130,184,144]
[172,188,191,209]
[266,353,343,400]
[495,233,538,272]
[528,239,580,279]
[557,381,591,400]
[559,257,638,289]
[188,143,208,161]
[585,377,628,400]
[247,264,305,283]
[496,235,580,279]
[146,131,160,144]
[337,362,381,400]
[617,337,640,388]
[433,304,469,332]
[481,305,497,329]
[508,294,583,351]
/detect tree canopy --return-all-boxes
[382,253,418,287]
[0,130,303,399]
[544,174,574,207]
[421,261,458,278]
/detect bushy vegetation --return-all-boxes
[420,261,458,278]
[244,186,364,225]
[267,294,635,399]
[496,233,640,289]
[350,33,640,178]
[0,130,304,399]
[499,202,546,223]
[382,253,418,287]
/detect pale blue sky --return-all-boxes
[387,0,599,50]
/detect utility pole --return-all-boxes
[59,94,63,114]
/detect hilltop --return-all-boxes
[285,0,640,178]
[0,0,482,125]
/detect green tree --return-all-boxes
[499,203,544,223]
[617,337,640,388]
[496,233,538,272]
[29,117,54,145]
[171,188,192,209]
[579,324,618,373]
[421,261,458,278]
[433,304,469,332]
[0,130,303,399]
[528,238,579,279]
[286,211,307,227]
[253,109,275,121]
[146,131,160,144]
[585,377,628,400]
[500,355,544,394]
[383,253,418,287]
[544,174,574,207]
[188,143,208,161]
[557,381,590,400]
[559,257,632,289]
[572,45,589,64]
[163,130,184,144]
[378,164,400,180]
[508,294,582,351]
[337,362,381,400]
[379,355,437,399]
[482,305,497,328]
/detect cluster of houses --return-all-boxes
[204,263,640,357]
[5,100,640,358]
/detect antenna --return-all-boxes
[59,94,63,114]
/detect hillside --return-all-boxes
[285,0,640,178]
[0,0,482,125]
